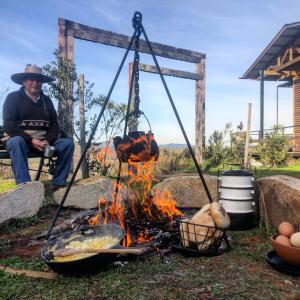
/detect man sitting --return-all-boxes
[2,64,74,190]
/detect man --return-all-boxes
[2,64,74,190]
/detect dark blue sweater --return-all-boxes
[3,87,59,144]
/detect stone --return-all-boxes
[257,175,300,228]
[54,177,136,209]
[0,182,44,224]
[151,175,218,208]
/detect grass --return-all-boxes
[255,164,300,178]
[204,162,300,179]
[0,212,300,300]
[1,220,300,299]
[1,161,300,298]
[0,179,15,193]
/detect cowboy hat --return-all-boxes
[11,64,55,85]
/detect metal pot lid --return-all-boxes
[221,169,253,176]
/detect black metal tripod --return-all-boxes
[45,11,213,240]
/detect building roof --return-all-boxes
[241,21,300,80]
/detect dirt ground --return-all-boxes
[1,206,300,300]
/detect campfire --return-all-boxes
[40,129,231,276]
[41,12,230,275]
[88,144,183,248]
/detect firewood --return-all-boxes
[0,265,58,279]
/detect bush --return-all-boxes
[203,130,231,168]
[256,125,289,167]
[156,148,195,174]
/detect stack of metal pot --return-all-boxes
[219,169,256,230]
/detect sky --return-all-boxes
[0,0,299,144]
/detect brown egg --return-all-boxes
[290,232,300,247]
[278,222,294,237]
[275,235,291,247]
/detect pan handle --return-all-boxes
[52,247,147,257]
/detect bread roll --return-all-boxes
[189,209,215,244]
[210,202,230,229]
[179,218,190,247]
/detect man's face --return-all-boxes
[23,77,42,95]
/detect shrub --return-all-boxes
[256,125,289,167]
[156,148,195,174]
[203,130,227,168]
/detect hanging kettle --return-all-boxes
[113,131,159,162]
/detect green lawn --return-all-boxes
[1,165,300,298]
[1,227,300,300]
[204,163,300,179]
[0,179,15,193]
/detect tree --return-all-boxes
[43,50,126,178]
[256,125,289,167]
[84,96,126,176]
[43,50,77,138]
[204,130,226,168]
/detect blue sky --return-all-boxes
[0,0,299,144]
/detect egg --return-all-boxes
[278,222,294,237]
[275,235,291,247]
[290,232,300,247]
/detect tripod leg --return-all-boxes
[45,27,140,240]
[140,25,213,203]
[35,157,44,181]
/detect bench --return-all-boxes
[0,125,49,181]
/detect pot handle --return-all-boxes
[52,246,148,257]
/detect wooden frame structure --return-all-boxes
[58,18,206,162]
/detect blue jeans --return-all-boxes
[5,136,74,185]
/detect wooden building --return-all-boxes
[241,21,300,151]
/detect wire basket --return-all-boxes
[176,219,226,255]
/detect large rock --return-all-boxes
[151,175,217,208]
[0,182,44,224]
[257,175,300,228]
[54,177,135,209]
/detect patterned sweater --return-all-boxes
[3,87,59,145]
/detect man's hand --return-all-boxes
[31,139,48,152]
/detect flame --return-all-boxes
[97,141,113,163]
[88,134,182,248]
[137,229,154,244]
[122,227,132,247]
[127,158,183,222]
[88,182,125,228]
[152,190,183,221]
[88,197,108,226]
[127,158,156,218]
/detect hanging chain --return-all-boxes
[132,12,143,118]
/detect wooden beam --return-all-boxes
[264,69,282,76]
[58,18,205,63]
[138,63,202,80]
[275,56,300,72]
[281,48,290,65]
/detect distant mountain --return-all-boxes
[76,141,192,150]
[159,143,189,149]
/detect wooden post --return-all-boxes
[244,102,252,168]
[79,74,89,178]
[57,19,67,131]
[57,19,74,139]
[195,59,205,164]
